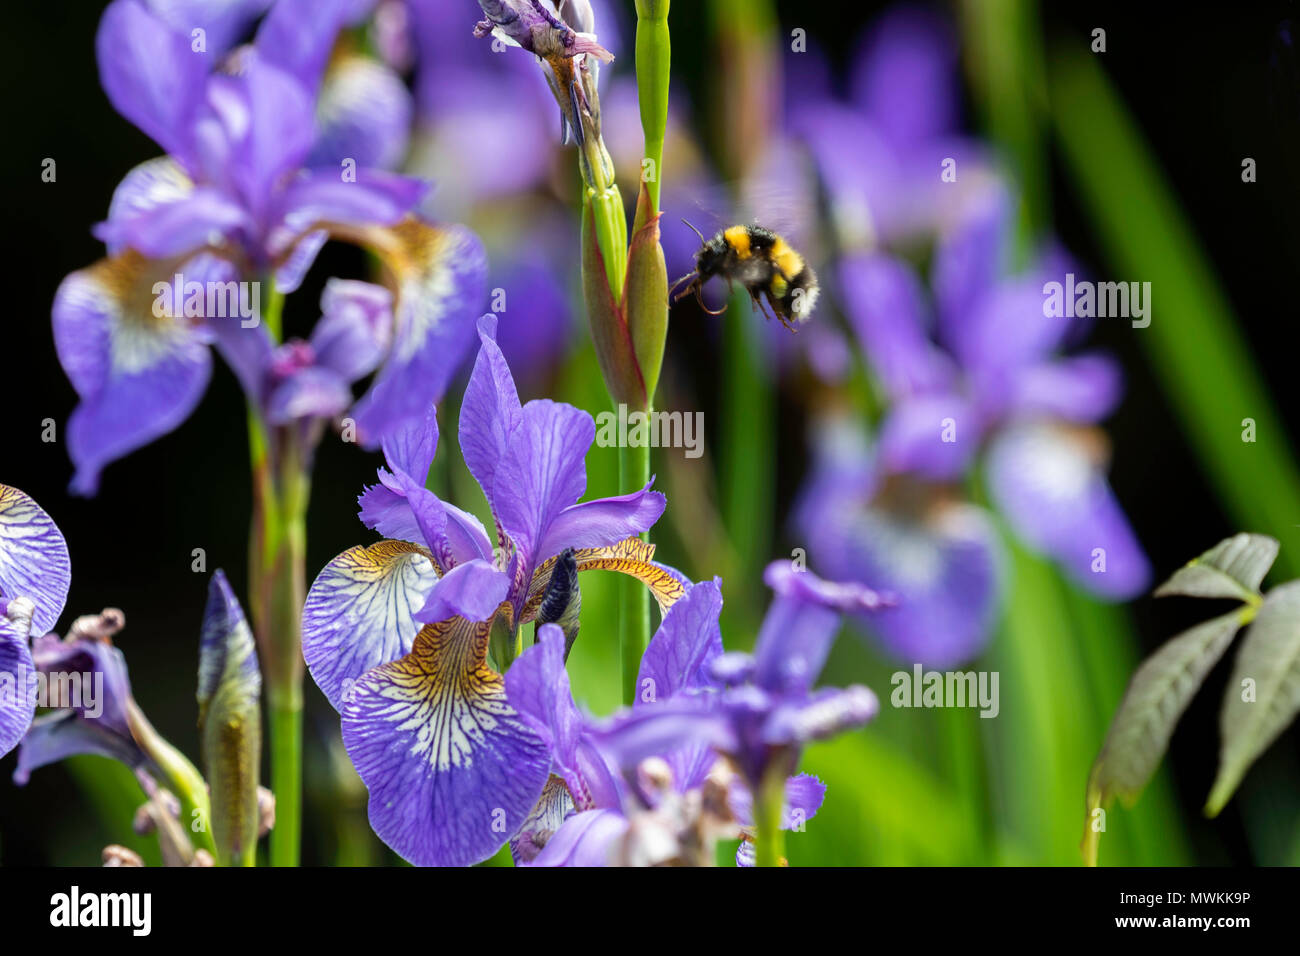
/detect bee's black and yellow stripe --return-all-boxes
[720,224,818,323]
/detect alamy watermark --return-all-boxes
[152,273,261,328]
[890,664,1000,718]
[1042,273,1150,328]
[0,669,103,717]
[595,404,704,459]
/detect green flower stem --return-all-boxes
[959,0,1049,252]
[125,699,217,859]
[753,761,788,867]
[619,433,652,706]
[257,436,309,868]
[635,0,670,214]
[719,291,772,639]
[243,280,309,866]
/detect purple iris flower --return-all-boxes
[504,567,886,865]
[795,5,997,250]
[92,0,422,279]
[52,0,484,493]
[796,191,1150,666]
[0,486,71,758]
[204,275,396,434]
[301,313,680,866]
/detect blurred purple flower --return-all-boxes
[794,417,1003,667]
[796,4,998,250]
[797,191,1149,665]
[93,0,422,277]
[51,0,487,492]
[843,193,1149,592]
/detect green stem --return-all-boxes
[754,762,787,867]
[634,0,670,214]
[267,690,302,866]
[960,0,1049,253]
[619,428,652,705]
[125,699,217,859]
[719,290,772,640]
[266,445,308,867]
[243,279,309,866]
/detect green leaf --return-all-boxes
[1154,533,1279,603]
[1207,580,1300,815]
[1049,50,1300,582]
[1088,608,1246,811]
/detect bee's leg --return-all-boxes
[764,290,797,330]
[669,271,698,301]
[749,289,775,323]
[695,283,727,316]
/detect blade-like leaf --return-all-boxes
[1087,608,1245,812]
[1153,533,1278,602]
[1206,579,1300,815]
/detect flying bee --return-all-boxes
[670,221,820,330]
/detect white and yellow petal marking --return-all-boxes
[341,615,550,867]
[105,157,195,242]
[57,252,203,381]
[335,217,488,438]
[302,540,439,711]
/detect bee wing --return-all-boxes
[670,150,824,266]
[735,144,823,258]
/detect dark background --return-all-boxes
[2,0,1298,864]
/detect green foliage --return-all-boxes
[1088,533,1300,862]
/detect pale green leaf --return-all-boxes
[1089,608,1245,807]
[1153,533,1278,602]
[1207,580,1300,815]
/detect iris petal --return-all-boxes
[506,624,621,810]
[458,313,524,513]
[528,808,628,867]
[728,772,827,829]
[303,540,438,711]
[345,221,488,447]
[308,54,413,171]
[52,253,213,495]
[341,616,550,867]
[534,480,666,560]
[986,421,1150,600]
[96,0,208,165]
[413,558,511,624]
[0,485,71,636]
[16,632,144,784]
[0,598,37,759]
[494,399,594,564]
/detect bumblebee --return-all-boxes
[670,222,820,329]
